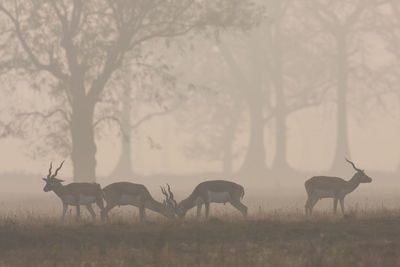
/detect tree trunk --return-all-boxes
[270,19,290,171]
[273,104,289,171]
[222,107,240,174]
[111,136,133,178]
[70,98,97,182]
[331,30,351,170]
[239,95,267,176]
[218,38,267,177]
[110,84,134,178]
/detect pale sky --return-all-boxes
[0,15,399,177]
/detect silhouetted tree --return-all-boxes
[217,3,328,176]
[373,0,400,172]
[309,0,381,170]
[266,0,331,171]
[0,0,253,181]
[215,29,271,176]
[109,52,187,178]
[171,37,243,174]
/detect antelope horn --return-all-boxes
[47,162,53,178]
[52,161,64,178]
[167,184,174,199]
[345,158,361,172]
[160,186,169,201]
[167,184,177,207]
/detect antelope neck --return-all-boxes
[145,198,167,214]
[51,183,67,199]
[182,193,198,211]
[344,175,361,194]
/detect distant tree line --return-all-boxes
[0,0,398,181]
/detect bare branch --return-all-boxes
[263,111,275,124]
[344,0,369,29]
[0,3,71,82]
[70,0,83,35]
[51,0,83,81]
[88,49,122,101]
[93,115,129,140]
[17,109,71,123]
[131,107,178,131]
[310,0,339,32]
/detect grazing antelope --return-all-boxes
[42,161,104,220]
[175,180,247,219]
[101,182,177,221]
[304,158,372,216]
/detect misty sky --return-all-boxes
[1,0,400,178]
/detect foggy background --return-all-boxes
[0,0,399,217]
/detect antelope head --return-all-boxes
[346,158,372,183]
[42,161,65,192]
[175,198,188,219]
[160,184,177,218]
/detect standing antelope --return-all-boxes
[42,161,104,220]
[101,182,177,221]
[175,180,247,219]
[304,158,372,216]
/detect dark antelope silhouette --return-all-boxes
[175,180,247,219]
[305,159,372,216]
[101,182,177,221]
[42,161,104,220]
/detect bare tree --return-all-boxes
[0,0,249,181]
[179,76,244,174]
[265,0,331,171]
[109,51,188,178]
[309,0,382,170]
[217,32,270,176]
[216,2,328,176]
[373,0,400,172]
[176,2,329,178]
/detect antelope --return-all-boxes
[175,180,247,219]
[101,182,177,221]
[304,158,372,216]
[42,161,104,220]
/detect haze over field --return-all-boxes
[0,0,399,212]
[2,1,400,266]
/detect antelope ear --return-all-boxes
[55,178,65,182]
[42,178,48,182]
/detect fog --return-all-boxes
[0,0,400,216]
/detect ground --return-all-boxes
[1,172,399,266]
[1,211,400,267]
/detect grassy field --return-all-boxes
[1,172,400,266]
[1,210,400,267]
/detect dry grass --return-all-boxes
[1,209,400,267]
[1,176,400,266]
